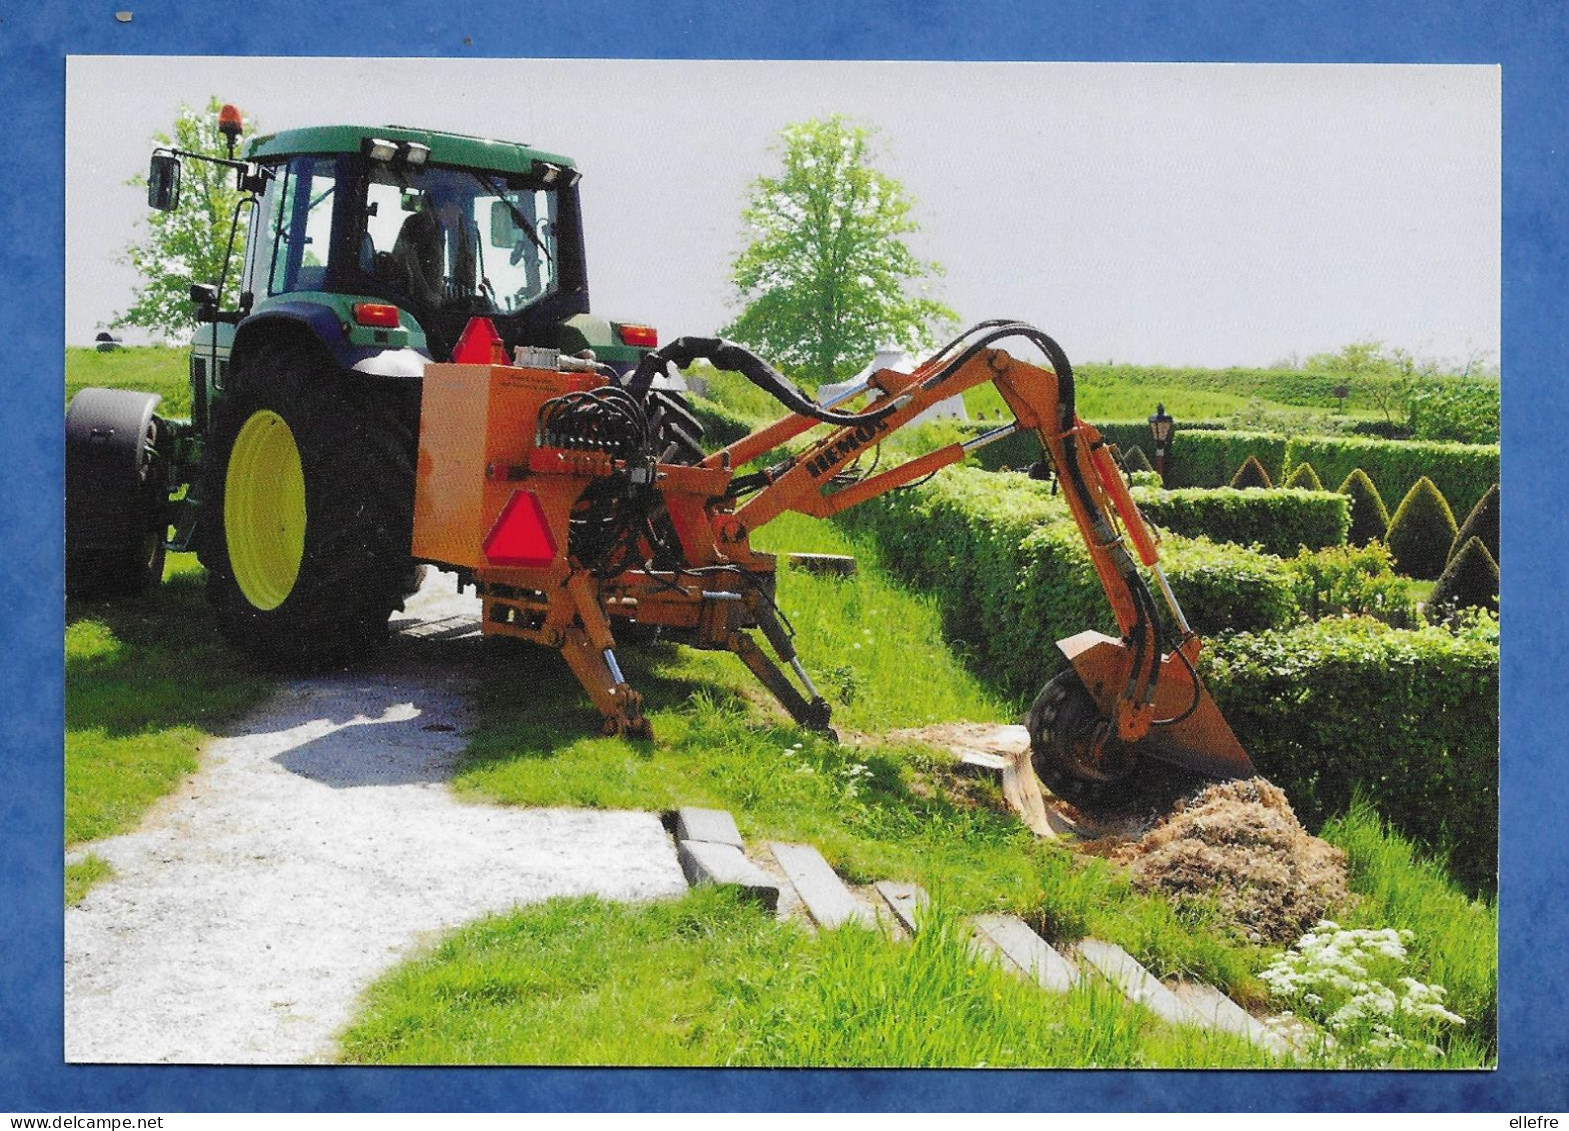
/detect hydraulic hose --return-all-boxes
[913,321,1167,703]
[624,336,906,427]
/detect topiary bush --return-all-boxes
[1282,461,1325,491]
[1204,613,1499,894]
[1385,476,1459,580]
[1283,542,1419,627]
[1337,468,1391,546]
[1450,482,1500,565]
[1283,434,1497,519]
[1230,455,1274,489]
[1429,537,1500,617]
[1122,444,1155,474]
[1133,486,1349,556]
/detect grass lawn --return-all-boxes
[66,345,190,414]
[338,887,1277,1068]
[65,554,274,900]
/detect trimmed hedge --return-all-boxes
[1204,615,1499,893]
[1229,454,1274,489]
[1001,427,1500,517]
[840,468,1297,695]
[688,396,763,449]
[1164,430,1289,489]
[1132,486,1350,557]
[1283,435,1498,519]
[1122,445,1155,474]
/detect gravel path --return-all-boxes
[64,573,689,1064]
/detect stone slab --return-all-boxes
[972,914,1079,994]
[873,881,928,935]
[674,807,744,849]
[786,553,857,576]
[1073,939,1206,1029]
[768,842,875,929]
[1172,982,1292,1056]
[677,840,780,912]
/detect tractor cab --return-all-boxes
[238,125,595,364]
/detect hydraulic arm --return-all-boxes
[411,319,1254,801]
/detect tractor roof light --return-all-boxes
[361,137,399,163]
[398,141,431,168]
[531,160,580,189]
[218,104,245,160]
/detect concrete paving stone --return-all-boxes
[1172,982,1292,1056]
[674,807,744,849]
[971,914,1079,994]
[677,840,780,912]
[768,842,876,929]
[1073,938,1206,1029]
[873,881,928,935]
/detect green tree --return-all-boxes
[112,97,255,338]
[720,116,957,387]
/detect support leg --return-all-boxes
[559,624,650,738]
[728,630,833,733]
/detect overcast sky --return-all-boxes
[66,57,1499,370]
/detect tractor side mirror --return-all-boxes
[148,154,182,211]
[190,282,219,322]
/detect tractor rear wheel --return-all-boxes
[65,388,168,600]
[198,342,417,667]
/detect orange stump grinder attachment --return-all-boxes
[412,318,1254,802]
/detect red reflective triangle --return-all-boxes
[481,490,557,568]
[452,316,505,364]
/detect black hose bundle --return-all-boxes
[537,386,651,456]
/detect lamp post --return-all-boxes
[1148,403,1174,484]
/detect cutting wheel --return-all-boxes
[1025,669,1142,808]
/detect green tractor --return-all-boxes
[66,106,690,665]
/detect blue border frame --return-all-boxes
[7,0,1563,1112]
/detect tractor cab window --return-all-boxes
[359,164,560,316]
[251,156,339,297]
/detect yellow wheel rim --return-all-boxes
[225,409,305,611]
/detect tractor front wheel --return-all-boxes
[199,343,417,667]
